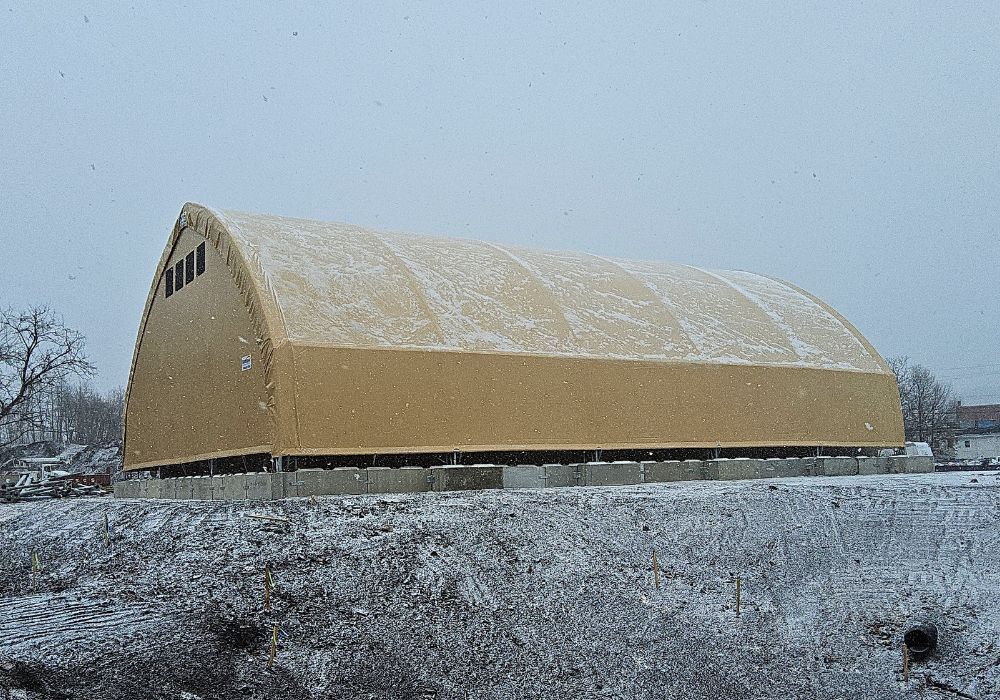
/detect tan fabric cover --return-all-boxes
[123,203,904,469]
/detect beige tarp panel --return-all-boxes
[124,227,272,469]
[123,203,904,470]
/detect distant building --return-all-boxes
[957,403,1000,431]
[955,431,1000,461]
[953,404,1000,461]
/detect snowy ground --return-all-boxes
[1,471,998,699]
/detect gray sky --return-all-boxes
[1,2,997,402]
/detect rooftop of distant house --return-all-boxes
[957,403,1000,434]
[958,403,1000,420]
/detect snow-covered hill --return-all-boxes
[1,472,998,699]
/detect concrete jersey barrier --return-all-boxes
[114,456,936,501]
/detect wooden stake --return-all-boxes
[30,551,41,591]
[267,624,279,669]
[902,643,909,681]
[651,550,660,590]
[735,576,742,617]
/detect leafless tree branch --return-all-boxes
[0,306,96,447]
[887,355,958,447]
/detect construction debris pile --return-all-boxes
[1,470,108,503]
[1,471,998,699]
[0,440,120,477]
[0,441,118,503]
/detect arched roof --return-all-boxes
[202,205,886,374]
[123,203,902,469]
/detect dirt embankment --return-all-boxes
[1,472,999,699]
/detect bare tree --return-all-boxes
[887,356,958,447]
[0,306,95,447]
[56,383,124,444]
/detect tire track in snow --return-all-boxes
[0,592,162,651]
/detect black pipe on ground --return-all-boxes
[903,622,938,658]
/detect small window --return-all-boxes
[185,251,195,283]
[175,260,185,290]
[965,440,971,448]
[196,242,206,276]
[165,268,174,297]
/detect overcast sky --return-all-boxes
[1,2,997,402]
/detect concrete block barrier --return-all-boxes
[541,464,578,488]
[583,461,642,487]
[716,458,764,481]
[792,457,816,476]
[163,479,178,498]
[887,455,923,474]
[897,455,933,474]
[641,460,697,483]
[431,465,504,492]
[295,468,368,497]
[245,472,283,500]
[113,480,140,498]
[368,467,433,493]
[174,477,195,500]
[209,476,225,500]
[282,471,306,498]
[117,456,939,499]
[160,479,175,498]
[760,458,811,479]
[646,459,706,482]
[190,477,211,500]
[858,457,890,475]
[815,457,858,477]
[886,456,905,474]
[222,474,250,500]
[502,465,546,490]
[501,463,579,489]
[138,479,156,498]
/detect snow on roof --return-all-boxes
[206,207,885,373]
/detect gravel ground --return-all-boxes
[1,471,998,699]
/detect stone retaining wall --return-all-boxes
[114,455,934,500]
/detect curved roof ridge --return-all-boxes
[211,206,290,347]
[758,273,890,374]
[683,264,818,363]
[363,230,449,346]
[582,252,700,355]
[481,241,576,343]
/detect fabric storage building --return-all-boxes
[122,203,904,472]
